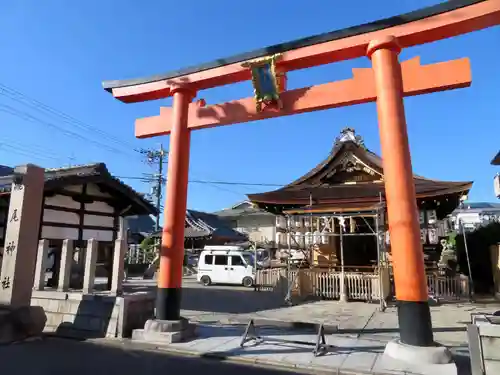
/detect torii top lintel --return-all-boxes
[102,0,500,103]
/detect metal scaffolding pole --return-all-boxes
[375,210,386,312]
[339,218,347,302]
[284,214,294,305]
[460,219,475,302]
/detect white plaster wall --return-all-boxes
[82,229,113,241]
[83,214,114,228]
[85,201,114,213]
[234,215,276,243]
[41,190,115,241]
[43,209,79,225]
[42,226,79,240]
[45,195,80,209]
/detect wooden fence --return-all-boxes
[255,267,383,301]
[426,273,470,300]
[255,267,470,302]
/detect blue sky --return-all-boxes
[1,1,499,213]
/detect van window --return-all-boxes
[204,254,213,264]
[231,255,245,266]
[214,255,228,265]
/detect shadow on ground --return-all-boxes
[181,287,290,313]
[124,283,290,314]
[0,338,302,375]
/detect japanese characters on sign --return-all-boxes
[9,209,19,223]
[4,241,15,255]
[1,276,11,290]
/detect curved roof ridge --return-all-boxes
[247,129,473,206]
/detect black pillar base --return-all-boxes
[156,287,182,321]
[397,300,434,347]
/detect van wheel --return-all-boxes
[200,275,211,286]
[242,277,253,288]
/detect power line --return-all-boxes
[196,181,248,197]
[0,84,268,196]
[2,138,62,159]
[190,179,283,187]
[0,143,63,163]
[0,82,139,153]
[0,104,141,161]
[116,174,285,188]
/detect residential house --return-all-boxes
[450,202,500,232]
[214,201,280,247]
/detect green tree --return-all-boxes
[139,235,158,264]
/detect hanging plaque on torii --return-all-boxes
[242,54,285,112]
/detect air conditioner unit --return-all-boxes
[495,174,500,199]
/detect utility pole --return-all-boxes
[139,144,167,230]
[139,145,167,279]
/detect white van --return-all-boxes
[197,249,255,287]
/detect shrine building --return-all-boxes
[247,128,472,271]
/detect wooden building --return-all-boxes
[247,128,472,270]
[0,163,157,285]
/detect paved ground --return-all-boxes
[80,276,500,374]
[116,276,500,374]
[123,276,285,314]
[0,338,305,375]
[119,276,500,347]
[172,300,500,375]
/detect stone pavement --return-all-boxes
[133,323,459,375]
[118,277,500,374]
[182,299,500,346]
[171,299,500,375]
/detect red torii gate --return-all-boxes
[103,0,500,352]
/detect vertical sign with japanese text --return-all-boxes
[0,165,44,307]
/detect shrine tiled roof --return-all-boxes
[0,163,157,216]
[491,150,500,165]
[186,210,248,241]
[151,209,248,241]
[214,201,275,218]
[247,128,472,207]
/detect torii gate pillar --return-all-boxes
[156,86,195,321]
[368,36,433,347]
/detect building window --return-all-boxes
[214,255,228,265]
[204,255,213,264]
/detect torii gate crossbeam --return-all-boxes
[102,0,500,359]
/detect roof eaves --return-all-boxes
[491,151,500,166]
